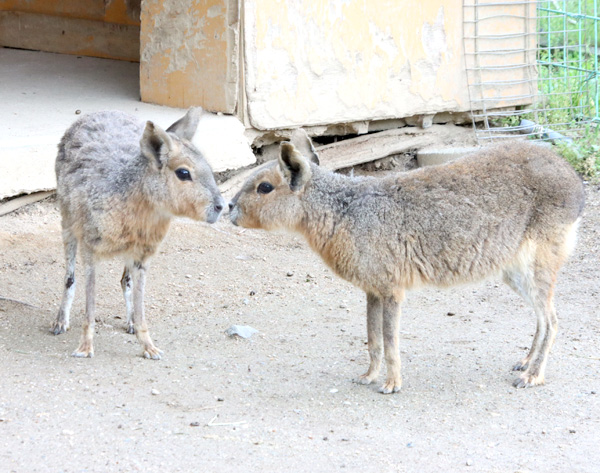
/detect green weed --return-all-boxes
[555,125,600,180]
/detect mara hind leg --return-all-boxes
[52,229,77,335]
[503,235,571,388]
[72,249,96,358]
[502,249,537,372]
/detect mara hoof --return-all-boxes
[71,349,94,358]
[143,346,163,360]
[352,373,377,386]
[513,373,545,389]
[512,359,530,371]
[71,339,94,358]
[51,322,69,335]
[378,377,402,394]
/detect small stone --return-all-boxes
[466,459,473,466]
[329,388,338,394]
[190,421,200,427]
[249,290,256,296]
[446,312,456,316]
[185,274,192,279]
[286,271,294,277]
[75,110,81,115]
[217,397,224,402]
[225,325,258,339]
[151,389,160,396]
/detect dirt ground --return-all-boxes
[0,180,599,473]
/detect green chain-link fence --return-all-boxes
[465,0,600,143]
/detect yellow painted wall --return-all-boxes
[140,0,238,112]
[0,0,140,60]
[243,0,535,130]
[0,0,140,25]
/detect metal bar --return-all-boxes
[468,74,594,87]
[563,0,568,113]
[469,92,542,101]
[471,103,588,113]
[537,60,598,74]
[468,1,538,6]
[463,0,480,139]
[594,0,600,117]
[469,78,536,85]
[464,44,586,54]
[538,7,600,22]
[466,63,531,70]
[464,28,583,39]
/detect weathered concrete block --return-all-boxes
[193,113,256,173]
[140,0,239,112]
[417,146,481,167]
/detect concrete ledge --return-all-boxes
[0,49,254,199]
[417,146,481,167]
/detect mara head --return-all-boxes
[229,129,319,230]
[140,108,224,223]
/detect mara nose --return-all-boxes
[213,196,225,214]
[228,202,234,211]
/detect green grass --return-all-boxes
[555,125,600,180]
[538,0,599,51]
[537,1,600,179]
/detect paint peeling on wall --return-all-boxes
[140,0,238,112]
[243,0,532,130]
[0,0,141,60]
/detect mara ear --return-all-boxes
[140,121,174,169]
[166,107,202,141]
[278,142,312,191]
[290,128,319,165]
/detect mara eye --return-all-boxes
[175,168,192,181]
[257,182,274,194]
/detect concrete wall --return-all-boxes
[140,0,240,113]
[242,0,468,130]
[0,0,140,61]
[242,0,534,131]
[2,0,535,131]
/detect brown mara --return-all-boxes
[53,108,224,360]
[229,131,585,394]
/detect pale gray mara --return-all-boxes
[53,108,224,359]
[229,131,585,394]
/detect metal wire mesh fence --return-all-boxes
[464,0,600,143]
